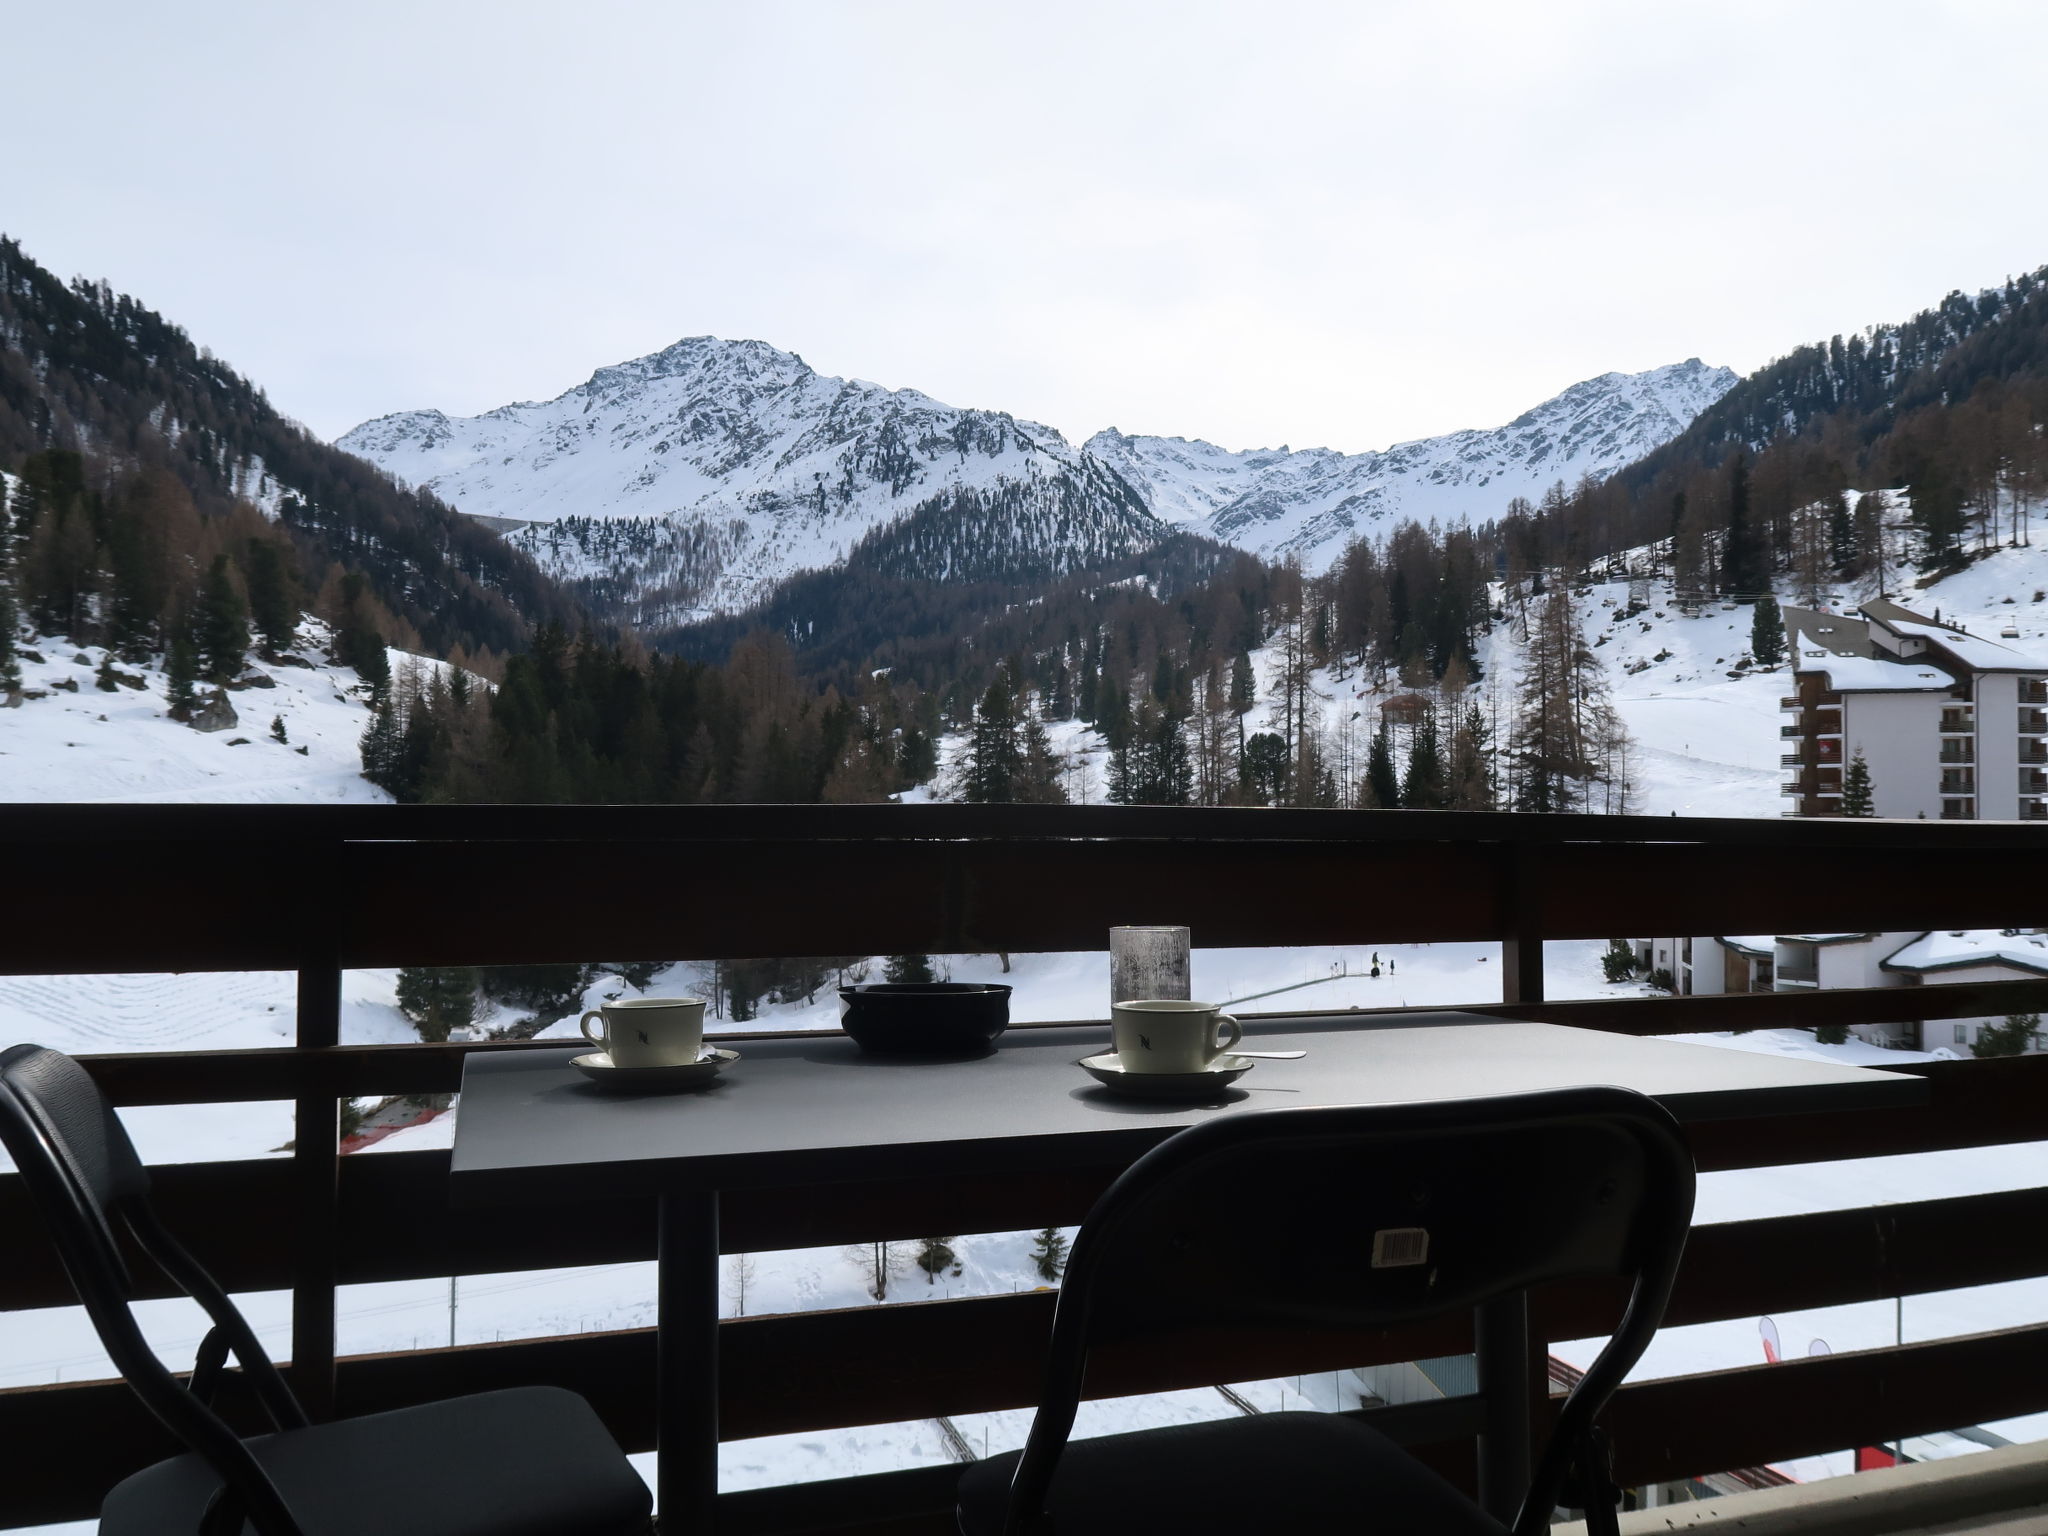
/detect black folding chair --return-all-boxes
[956,1085,1696,1536]
[0,1044,653,1535]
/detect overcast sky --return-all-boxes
[13,1,2048,454]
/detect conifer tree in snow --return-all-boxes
[1030,1225,1070,1282]
[271,714,288,744]
[1364,724,1401,810]
[1012,696,1070,805]
[163,616,199,721]
[884,953,936,984]
[197,554,250,681]
[1750,594,1785,668]
[1840,747,1876,816]
[241,537,297,656]
[395,965,480,1042]
[1400,706,1448,809]
[0,487,19,696]
[1448,703,1495,810]
[959,670,1024,803]
[1722,452,1768,599]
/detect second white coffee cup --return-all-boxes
[1110,999,1242,1074]
[581,997,708,1069]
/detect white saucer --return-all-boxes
[1076,1051,1253,1100]
[571,1047,739,1093]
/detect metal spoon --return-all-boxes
[1225,1049,1307,1060]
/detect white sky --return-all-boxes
[12,0,2048,454]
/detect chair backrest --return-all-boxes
[0,1044,309,1535]
[1002,1086,1695,1536]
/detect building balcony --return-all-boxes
[2023,799,2048,821]
[2022,679,2048,706]
[1941,710,1976,734]
[1780,725,1804,739]
[1779,695,1803,712]
[1941,770,1977,795]
[1940,744,1976,765]
[2022,744,2048,766]
[5,805,2048,1534]
[1780,753,1804,768]
[1940,798,1978,819]
[2022,771,2048,796]
[2021,710,2048,736]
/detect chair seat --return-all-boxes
[955,1409,1507,1535]
[100,1385,652,1536]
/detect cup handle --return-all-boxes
[580,1010,606,1050]
[1215,1014,1243,1056]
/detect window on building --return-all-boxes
[1955,1024,1970,1045]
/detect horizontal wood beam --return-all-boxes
[7,1053,2047,1311]
[1603,1322,2048,1487]
[6,804,2046,973]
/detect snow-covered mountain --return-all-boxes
[1086,359,1737,568]
[338,338,1165,622]
[338,343,1733,620]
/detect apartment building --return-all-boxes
[1778,599,2048,820]
[1634,930,2048,1052]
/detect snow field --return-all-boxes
[0,625,399,804]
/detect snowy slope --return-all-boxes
[337,338,1165,621]
[1087,359,1737,568]
[0,625,394,805]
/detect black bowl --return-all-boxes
[837,982,1013,1055]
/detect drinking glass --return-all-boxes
[1110,925,1192,1005]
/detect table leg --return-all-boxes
[658,1191,720,1533]
[1475,1291,1532,1523]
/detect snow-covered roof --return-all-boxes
[1884,930,2048,978]
[1882,616,2048,672]
[1718,935,1777,958]
[1778,933,1878,945]
[1792,635,1953,693]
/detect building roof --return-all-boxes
[1718,935,1776,958]
[1778,933,1880,946]
[1790,638,1953,693]
[1865,599,2048,673]
[1883,930,2048,978]
[1780,606,1872,660]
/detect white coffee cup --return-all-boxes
[1110,999,1243,1074]
[581,997,707,1069]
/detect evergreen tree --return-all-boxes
[359,698,402,791]
[95,651,119,691]
[242,537,297,655]
[395,964,480,1042]
[884,953,936,984]
[960,670,1024,803]
[1840,747,1876,816]
[1240,731,1290,804]
[1029,1225,1070,1283]
[1365,724,1401,810]
[1750,594,1785,668]
[1013,701,1069,804]
[196,554,249,680]
[1228,649,1256,749]
[163,615,199,721]
[913,1236,958,1284]
[1723,453,1768,598]
[1400,706,1448,809]
[271,714,288,744]
[1448,703,1495,810]
[1972,1013,2041,1059]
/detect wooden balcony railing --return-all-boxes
[3,804,2048,1532]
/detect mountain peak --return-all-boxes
[1092,361,1737,563]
